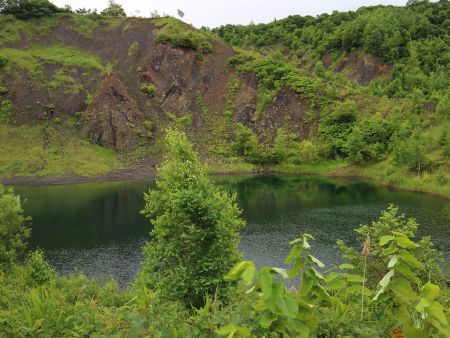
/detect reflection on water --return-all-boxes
[14,174,449,287]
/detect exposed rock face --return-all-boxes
[80,76,144,150]
[324,52,392,85]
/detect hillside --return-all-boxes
[0,2,449,197]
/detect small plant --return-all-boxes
[0,86,9,95]
[25,249,55,286]
[85,93,94,105]
[128,41,140,57]
[140,83,157,97]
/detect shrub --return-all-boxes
[128,41,140,57]
[0,86,9,95]
[100,0,126,17]
[0,185,30,271]
[155,19,213,54]
[25,249,55,286]
[140,83,157,97]
[137,131,245,307]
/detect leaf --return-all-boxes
[324,272,340,282]
[395,236,419,249]
[395,263,420,284]
[260,269,273,302]
[285,245,302,264]
[225,261,254,281]
[324,279,345,291]
[346,274,365,283]
[275,294,298,318]
[415,298,431,312]
[379,235,395,246]
[379,269,395,288]
[310,255,325,268]
[270,267,288,279]
[372,286,386,301]
[216,324,251,337]
[288,257,305,278]
[389,279,418,301]
[428,302,448,325]
[339,263,354,270]
[398,250,424,268]
[421,282,439,301]
[260,312,276,328]
[388,255,398,268]
[402,325,423,338]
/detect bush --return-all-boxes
[128,41,140,57]
[139,83,157,97]
[137,131,245,307]
[25,249,55,286]
[100,0,125,17]
[0,0,63,19]
[0,184,30,271]
[155,19,213,54]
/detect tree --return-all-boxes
[177,8,184,19]
[0,184,30,271]
[391,131,427,175]
[0,0,63,18]
[100,0,125,17]
[137,130,245,307]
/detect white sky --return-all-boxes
[53,0,409,28]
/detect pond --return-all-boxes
[13,174,450,287]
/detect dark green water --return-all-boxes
[13,174,449,286]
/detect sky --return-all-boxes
[53,0,409,28]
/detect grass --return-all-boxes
[271,159,450,199]
[0,14,60,47]
[0,44,109,78]
[0,120,124,178]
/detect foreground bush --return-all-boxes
[137,130,245,307]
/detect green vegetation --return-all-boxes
[100,0,126,17]
[0,120,123,177]
[139,83,157,97]
[155,17,213,54]
[0,133,448,337]
[0,0,64,19]
[127,41,140,57]
[0,44,109,77]
[137,131,244,307]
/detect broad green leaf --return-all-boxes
[339,263,354,270]
[310,255,325,268]
[428,302,448,325]
[347,284,372,296]
[270,267,288,279]
[398,250,423,268]
[275,294,298,318]
[421,282,439,301]
[324,279,345,291]
[372,286,386,301]
[379,235,395,246]
[389,279,418,301]
[287,319,311,338]
[415,298,431,312]
[395,236,419,249]
[260,268,273,302]
[324,272,340,282]
[216,324,251,337]
[241,263,256,285]
[388,255,398,268]
[225,261,254,281]
[303,236,311,249]
[379,269,395,288]
[312,268,324,280]
[260,312,276,328]
[396,263,421,284]
[346,274,365,283]
[288,257,305,278]
[285,245,302,264]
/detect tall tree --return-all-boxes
[137,130,245,307]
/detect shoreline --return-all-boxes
[1,166,449,201]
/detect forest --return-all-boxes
[0,0,449,336]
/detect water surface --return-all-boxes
[14,174,449,286]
